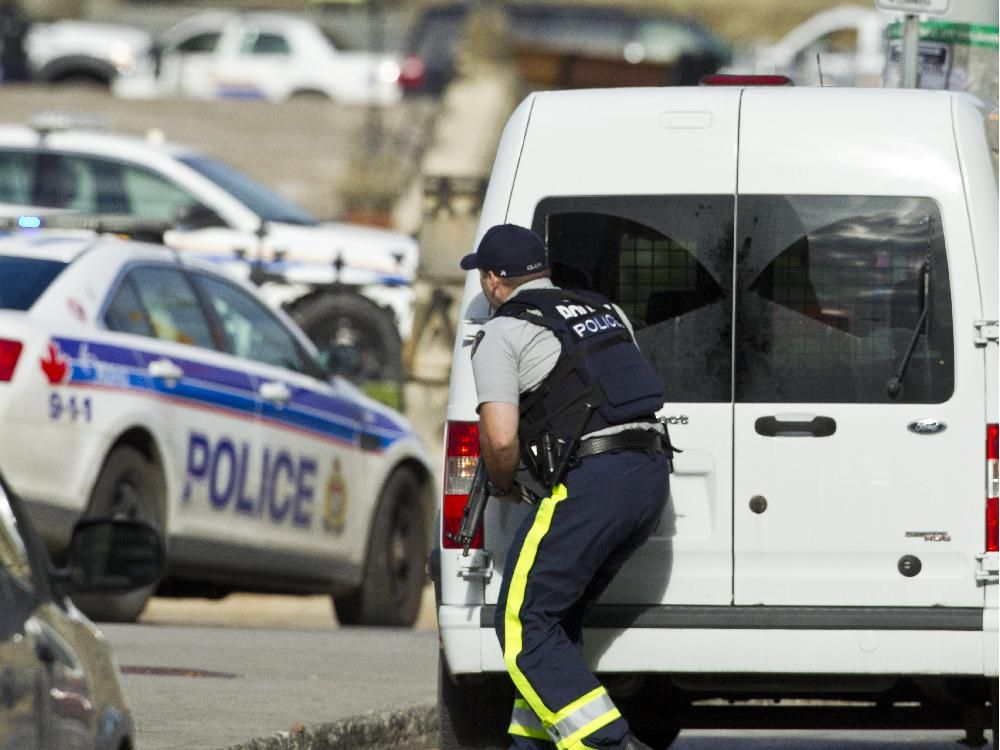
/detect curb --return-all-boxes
[221,704,437,750]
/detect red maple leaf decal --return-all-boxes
[40,342,69,385]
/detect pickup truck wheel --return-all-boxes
[438,652,512,750]
[295,292,403,407]
[72,446,163,623]
[332,468,425,626]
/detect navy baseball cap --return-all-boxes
[459,224,548,277]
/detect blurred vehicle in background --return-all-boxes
[0,225,433,626]
[0,117,418,399]
[24,18,154,88]
[0,464,163,747]
[0,0,31,82]
[723,5,894,87]
[400,2,731,95]
[114,11,402,104]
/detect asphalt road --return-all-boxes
[100,589,994,750]
[669,730,993,748]
[103,589,438,750]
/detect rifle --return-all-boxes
[445,459,489,556]
[446,406,595,557]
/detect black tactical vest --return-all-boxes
[494,288,664,447]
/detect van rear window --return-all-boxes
[735,196,952,404]
[535,195,734,404]
[0,256,66,310]
[534,194,953,405]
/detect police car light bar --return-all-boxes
[700,74,794,86]
[1,214,172,244]
[29,112,110,137]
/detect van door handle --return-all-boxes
[755,416,836,437]
[259,381,291,404]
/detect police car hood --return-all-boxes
[264,221,419,287]
[166,221,419,287]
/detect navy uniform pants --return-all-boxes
[494,447,669,750]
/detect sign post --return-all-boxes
[876,0,951,88]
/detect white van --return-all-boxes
[433,83,998,748]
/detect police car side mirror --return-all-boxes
[61,518,165,593]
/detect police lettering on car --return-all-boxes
[183,431,317,528]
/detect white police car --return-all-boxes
[0,223,434,625]
[113,11,403,105]
[0,117,419,399]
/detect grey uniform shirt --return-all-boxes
[471,278,662,439]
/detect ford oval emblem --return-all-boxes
[908,418,946,435]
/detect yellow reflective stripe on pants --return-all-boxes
[550,686,621,748]
[502,483,569,726]
[509,699,549,740]
[554,704,622,750]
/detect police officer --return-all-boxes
[461,224,669,750]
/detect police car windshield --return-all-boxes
[178,156,318,226]
[0,257,66,310]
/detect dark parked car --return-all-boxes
[399,2,732,94]
[0,468,163,749]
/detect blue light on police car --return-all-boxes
[18,216,42,229]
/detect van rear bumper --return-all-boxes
[438,604,998,677]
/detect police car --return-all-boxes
[0,224,434,625]
[112,11,403,105]
[0,117,419,399]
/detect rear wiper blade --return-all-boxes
[886,258,930,399]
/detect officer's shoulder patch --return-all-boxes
[471,329,486,357]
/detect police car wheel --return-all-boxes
[72,445,164,623]
[332,468,425,627]
[438,652,511,750]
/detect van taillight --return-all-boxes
[0,339,23,382]
[443,420,481,550]
[987,424,998,552]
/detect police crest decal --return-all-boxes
[323,459,349,534]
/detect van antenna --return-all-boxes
[816,54,825,86]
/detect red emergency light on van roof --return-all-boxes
[700,74,794,86]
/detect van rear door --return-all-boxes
[484,88,742,607]
[733,88,985,608]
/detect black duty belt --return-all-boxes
[575,430,663,460]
